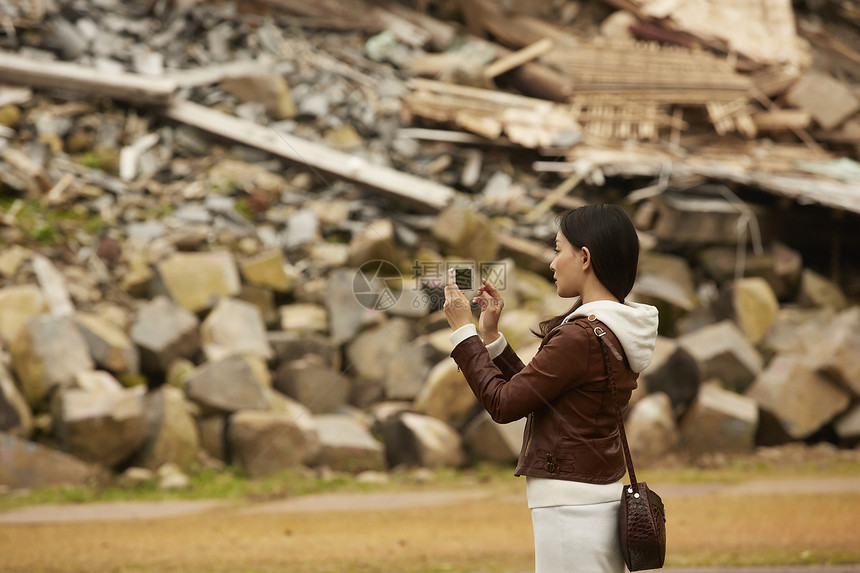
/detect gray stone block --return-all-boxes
[679,382,758,455]
[747,355,850,439]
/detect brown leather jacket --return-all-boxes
[451,317,638,484]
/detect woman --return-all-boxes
[444,204,659,572]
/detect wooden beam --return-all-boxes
[163,101,457,213]
[524,162,592,223]
[752,109,812,132]
[163,59,276,88]
[397,128,493,145]
[484,38,555,80]
[0,53,178,106]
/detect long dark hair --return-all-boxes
[533,204,640,337]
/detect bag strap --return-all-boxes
[593,324,638,488]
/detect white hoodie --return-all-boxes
[562,300,659,373]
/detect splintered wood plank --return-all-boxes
[0,52,178,106]
[163,101,456,213]
[163,59,276,88]
[396,128,512,145]
[407,78,562,109]
[403,78,581,148]
[543,42,752,103]
[752,110,812,132]
[484,38,555,79]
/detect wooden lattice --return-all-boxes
[543,40,756,140]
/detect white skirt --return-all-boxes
[531,501,625,573]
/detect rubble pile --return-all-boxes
[1,0,860,490]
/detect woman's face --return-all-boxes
[550,231,586,298]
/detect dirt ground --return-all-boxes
[1,474,859,573]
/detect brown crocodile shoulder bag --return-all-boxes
[594,324,667,571]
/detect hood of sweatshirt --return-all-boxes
[562,300,659,373]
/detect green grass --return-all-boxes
[4,454,860,514]
[637,453,860,485]
[0,462,516,512]
[0,198,104,246]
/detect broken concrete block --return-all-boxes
[796,268,849,311]
[747,355,850,439]
[268,330,340,370]
[367,400,413,437]
[279,303,328,335]
[462,410,525,463]
[283,208,320,251]
[53,386,148,467]
[11,315,95,408]
[239,283,279,328]
[677,320,763,392]
[635,252,697,311]
[152,251,241,313]
[638,336,701,418]
[273,355,350,414]
[312,414,385,472]
[754,407,795,447]
[413,358,480,429]
[347,218,404,267]
[73,370,123,393]
[200,297,273,362]
[698,243,802,300]
[381,412,466,469]
[431,205,499,264]
[346,318,413,384]
[632,251,697,331]
[498,308,542,353]
[196,416,227,462]
[805,307,860,397]
[759,306,834,362]
[32,254,75,317]
[121,252,155,297]
[73,312,140,374]
[130,296,200,374]
[132,386,200,473]
[0,432,104,489]
[0,244,31,277]
[184,355,269,414]
[384,343,432,401]
[264,388,321,464]
[679,382,758,455]
[711,277,780,344]
[0,362,33,439]
[325,267,368,345]
[626,392,680,461]
[228,409,310,478]
[239,249,294,292]
[0,284,47,346]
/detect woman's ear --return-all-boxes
[581,247,592,269]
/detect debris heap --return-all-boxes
[1,0,859,490]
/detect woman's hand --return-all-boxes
[475,278,504,344]
[444,269,474,330]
